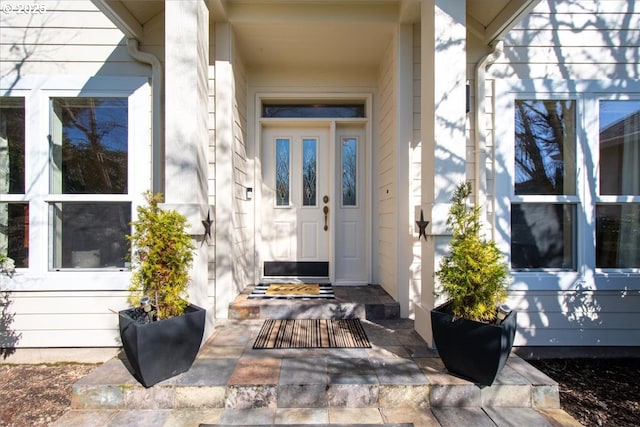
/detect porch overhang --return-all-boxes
[92,0,541,56]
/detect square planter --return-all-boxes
[431,302,517,386]
[119,303,205,387]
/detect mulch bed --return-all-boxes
[0,364,96,427]
[529,358,640,427]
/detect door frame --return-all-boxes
[253,93,373,285]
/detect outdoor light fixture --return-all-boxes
[496,304,511,324]
[246,187,253,200]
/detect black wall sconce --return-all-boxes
[466,84,470,113]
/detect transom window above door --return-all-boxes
[262,103,365,118]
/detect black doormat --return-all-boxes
[253,319,371,349]
[247,283,335,299]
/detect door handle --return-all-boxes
[323,206,329,231]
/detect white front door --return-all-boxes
[260,123,368,283]
[261,126,331,277]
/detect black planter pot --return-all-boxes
[430,302,517,386]
[119,303,206,387]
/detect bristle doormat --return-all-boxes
[247,283,335,299]
[253,319,371,349]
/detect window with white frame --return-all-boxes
[48,97,131,269]
[0,98,28,268]
[504,90,640,277]
[511,99,577,271]
[596,100,640,269]
[0,82,148,276]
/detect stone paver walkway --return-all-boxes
[53,286,583,426]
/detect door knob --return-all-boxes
[323,206,329,231]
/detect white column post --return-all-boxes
[214,23,235,319]
[414,0,467,346]
[397,23,414,317]
[163,0,211,318]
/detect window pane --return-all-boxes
[342,137,357,206]
[0,98,25,194]
[50,202,130,269]
[0,203,28,268]
[514,100,576,195]
[263,104,365,118]
[596,204,640,268]
[275,138,290,206]
[302,139,317,206]
[599,100,640,195]
[51,98,128,194]
[511,203,576,270]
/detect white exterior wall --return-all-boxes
[207,27,217,314]
[0,1,151,347]
[377,34,398,301]
[6,0,637,352]
[414,0,467,346]
[491,0,640,347]
[208,24,250,318]
[491,0,640,80]
[409,26,423,316]
[231,50,251,297]
[0,1,147,77]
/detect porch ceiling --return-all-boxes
[93,0,538,68]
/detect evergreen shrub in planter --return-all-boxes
[119,192,205,387]
[432,182,515,386]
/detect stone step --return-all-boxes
[71,320,560,412]
[70,287,561,416]
[71,356,560,411]
[228,285,401,320]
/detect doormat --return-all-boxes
[247,283,335,299]
[253,319,371,349]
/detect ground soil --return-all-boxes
[0,364,95,427]
[529,358,640,427]
[0,359,638,426]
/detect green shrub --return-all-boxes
[128,192,195,319]
[435,182,509,322]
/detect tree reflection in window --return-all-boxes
[0,98,26,194]
[342,138,357,206]
[275,138,290,206]
[514,100,576,195]
[51,98,128,194]
[599,100,640,195]
[302,139,317,206]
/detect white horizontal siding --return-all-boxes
[0,0,146,78]
[377,32,397,300]
[494,0,640,81]
[14,330,121,348]
[0,45,133,63]
[509,289,640,346]
[506,29,640,47]
[4,291,129,347]
[490,0,640,348]
[531,0,638,15]
[0,1,149,349]
[14,314,118,331]
[232,51,251,293]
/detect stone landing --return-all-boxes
[228,285,401,320]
